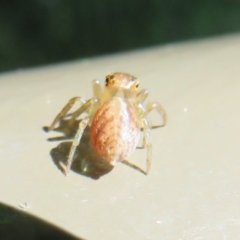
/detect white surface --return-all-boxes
[0,34,240,239]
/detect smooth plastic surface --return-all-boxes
[0,34,240,239]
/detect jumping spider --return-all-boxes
[46,72,166,175]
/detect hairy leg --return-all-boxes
[48,97,85,131]
[64,116,90,175]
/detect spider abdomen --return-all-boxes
[90,96,140,164]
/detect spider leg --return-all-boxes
[63,97,98,175]
[135,101,166,173]
[64,116,90,175]
[145,102,167,129]
[92,79,102,99]
[121,159,147,175]
[141,117,152,174]
[136,134,146,149]
[66,80,101,124]
[122,117,152,175]
[137,101,166,147]
[48,97,85,131]
[67,97,98,125]
[137,89,149,102]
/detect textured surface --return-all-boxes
[0,34,240,239]
[91,97,140,164]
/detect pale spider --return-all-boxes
[47,72,166,175]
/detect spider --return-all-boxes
[47,72,166,175]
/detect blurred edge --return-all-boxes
[0,202,84,240]
[0,0,240,72]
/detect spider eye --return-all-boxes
[105,74,115,86]
[105,77,109,84]
[131,81,139,91]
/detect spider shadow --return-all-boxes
[43,118,114,180]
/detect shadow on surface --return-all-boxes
[43,113,157,178]
[0,202,83,240]
[43,118,114,180]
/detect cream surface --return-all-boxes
[0,34,240,239]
